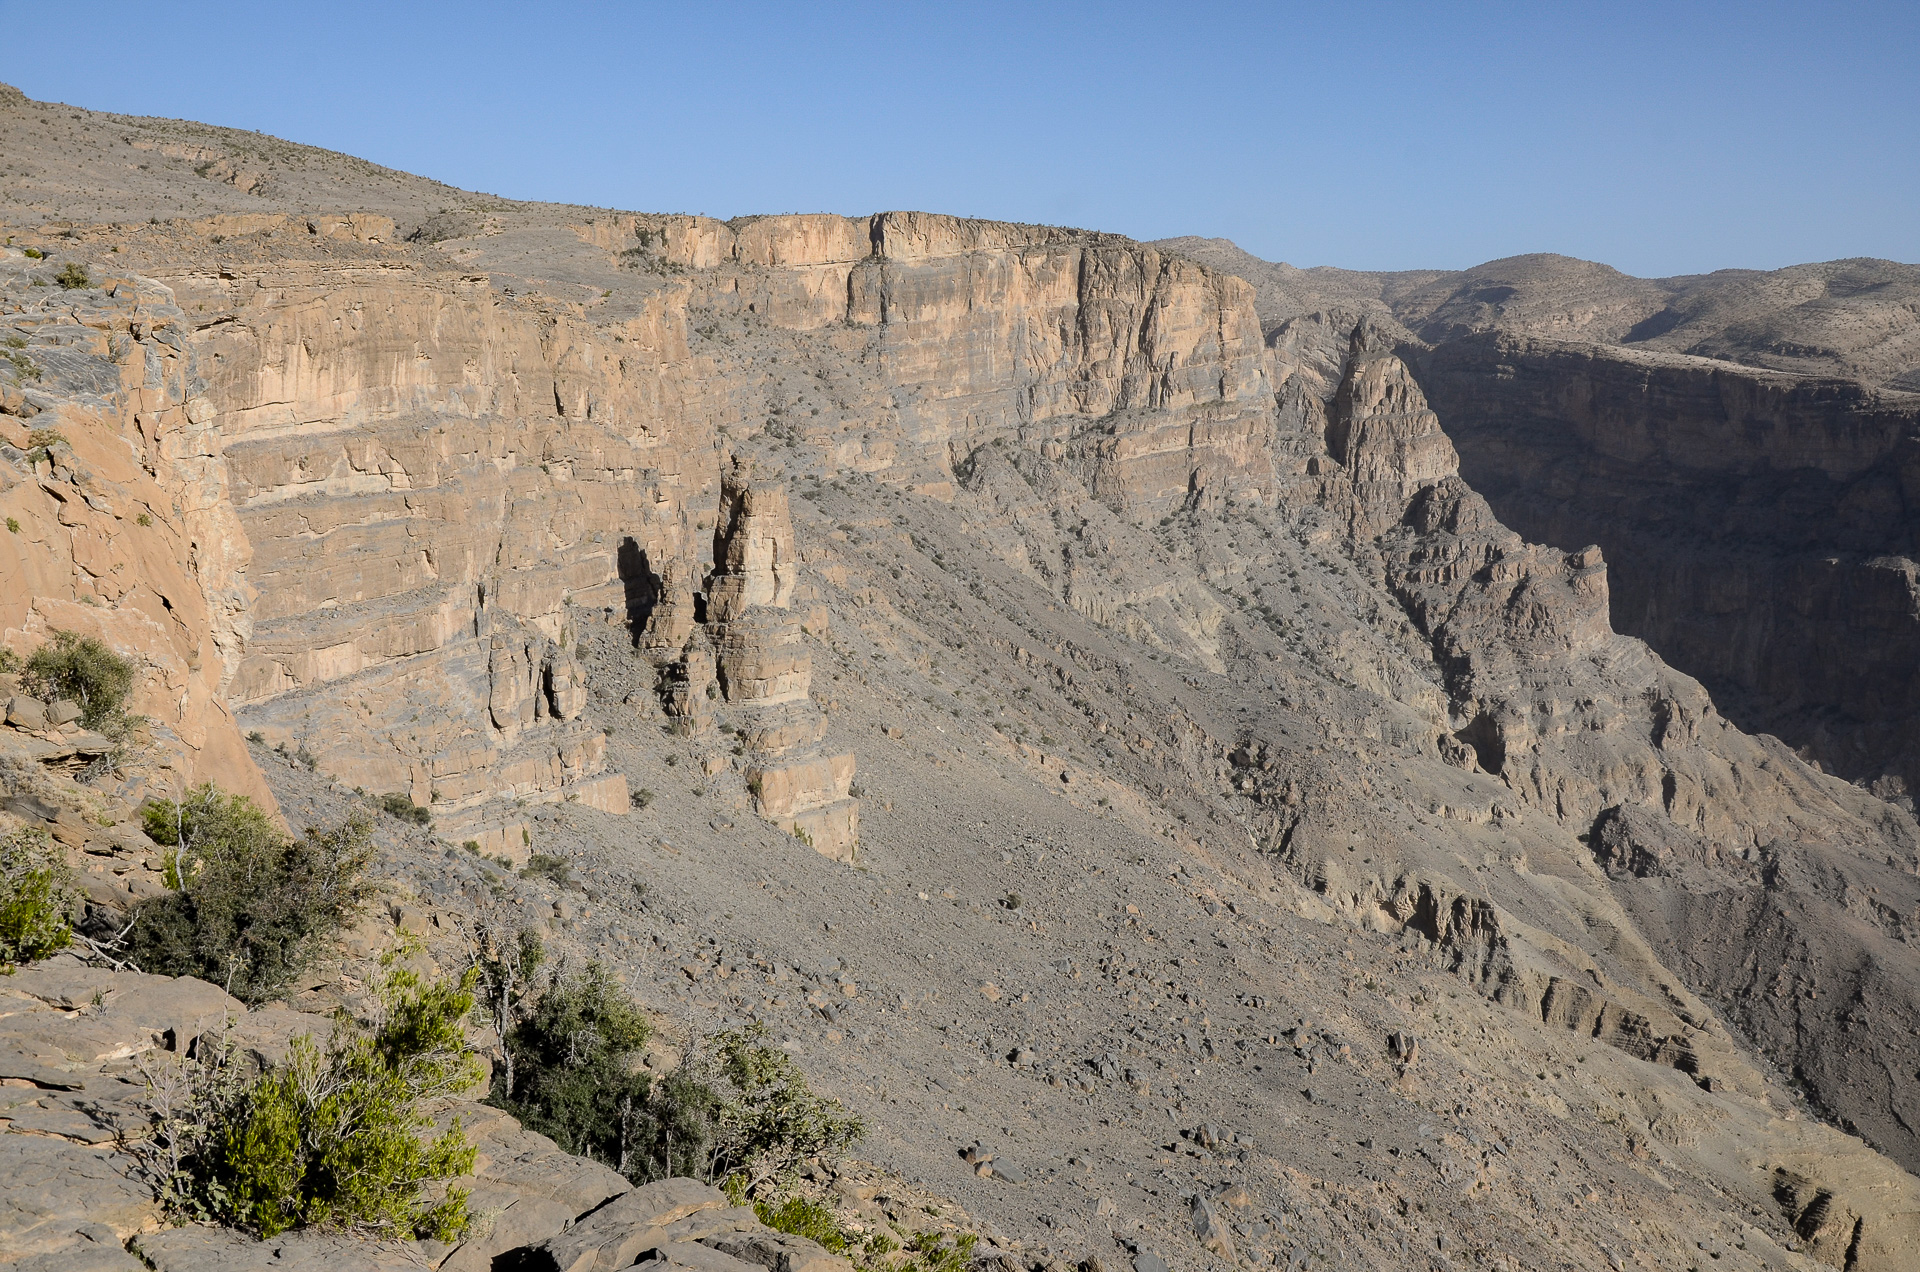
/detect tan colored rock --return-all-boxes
[713,609,809,705]
[527,1177,728,1272]
[706,460,798,622]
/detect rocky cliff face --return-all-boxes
[1414,332,1920,797]
[84,207,1272,857]
[11,86,1920,1272]
[0,248,272,813]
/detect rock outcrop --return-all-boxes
[0,962,847,1272]
[0,249,273,815]
[1414,331,1920,797]
[646,458,858,860]
[12,86,1920,1272]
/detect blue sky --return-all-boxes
[3,0,1914,276]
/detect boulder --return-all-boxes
[1189,1194,1235,1259]
[7,694,50,729]
[703,1231,852,1272]
[46,698,82,726]
[515,1177,727,1272]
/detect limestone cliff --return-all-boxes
[0,248,271,813]
[11,86,1920,1270]
[1415,332,1920,795]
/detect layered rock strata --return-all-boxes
[55,208,1264,854]
[645,459,857,860]
[1413,331,1920,796]
[0,248,272,812]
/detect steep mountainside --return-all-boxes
[6,84,1920,1272]
[1167,237,1920,801]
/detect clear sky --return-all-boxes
[3,0,1914,276]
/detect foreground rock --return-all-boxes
[0,964,847,1272]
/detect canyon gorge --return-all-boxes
[5,81,1920,1272]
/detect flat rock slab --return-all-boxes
[463,1114,631,1217]
[0,965,243,1084]
[0,1133,158,1258]
[703,1229,852,1272]
[518,1178,728,1272]
[0,1222,148,1272]
[132,1226,430,1272]
[438,1184,577,1272]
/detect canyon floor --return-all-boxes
[4,81,1920,1272]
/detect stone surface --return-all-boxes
[519,1177,728,1272]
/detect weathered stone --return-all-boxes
[706,460,798,623]
[703,1231,852,1272]
[1189,1195,1235,1259]
[133,1225,424,1272]
[0,1133,158,1259]
[6,695,50,730]
[521,1177,727,1272]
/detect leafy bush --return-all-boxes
[701,1025,864,1192]
[754,1195,849,1253]
[54,262,90,290]
[378,792,430,825]
[129,788,373,1004]
[490,960,658,1175]
[519,853,571,886]
[144,967,480,1239]
[22,629,137,731]
[485,963,861,1191]
[1,822,78,966]
[901,1230,978,1272]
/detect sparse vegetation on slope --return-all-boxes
[485,957,862,1191]
[143,966,480,1239]
[0,821,78,965]
[129,786,374,1003]
[21,628,137,732]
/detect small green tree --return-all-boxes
[22,629,137,731]
[147,967,480,1239]
[470,926,545,1099]
[0,822,78,966]
[701,1025,865,1193]
[129,789,374,1004]
[492,961,655,1172]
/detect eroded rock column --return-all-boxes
[644,458,859,861]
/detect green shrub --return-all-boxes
[485,970,861,1191]
[128,788,373,1004]
[0,647,19,672]
[1,822,78,966]
[753,1196,849,1253]
[520,853,571,886]
[54,262,90,290]
[378,792,431,825]
[22,629,136,730]
[22,247,43,259]
[702,1025,864,1192]
[491,960,657,1174]
[902,1230,978,1272]
[146,967,480,1239]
